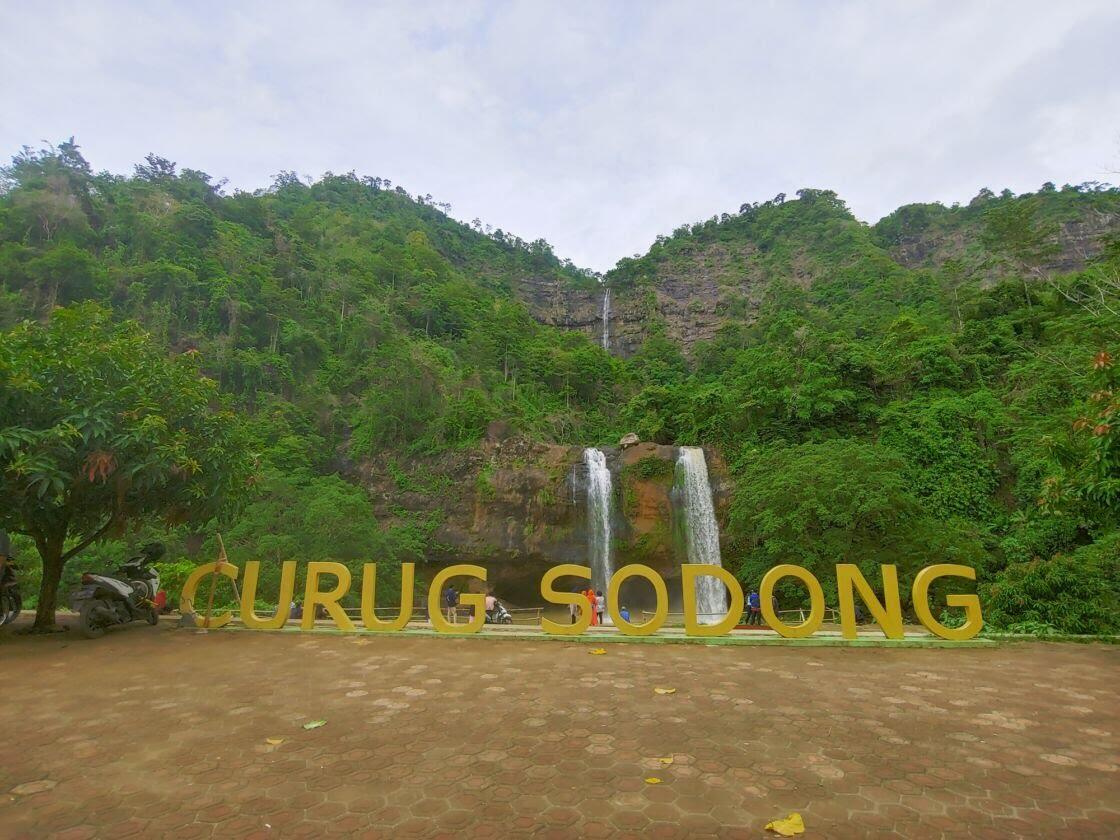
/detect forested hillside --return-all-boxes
[607,186,1119,630]
[1,141,1117,632]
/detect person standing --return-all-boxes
[484,591,497,622]
[0,530,15,625]
[585,588,599,627]
[595,590,606,626]
[0,530,10,586]
[747,590,761,625]
[0,529,10,582]
[443,584,459,624]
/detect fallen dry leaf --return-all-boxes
[765,812,805,836]
[265,738,284,746]
[302,720,327,730]
[658,757,674,766]
[10,780,56,796]
[589,648,607,655]
[644,777,662,785]
[653,687,677,695]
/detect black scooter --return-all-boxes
[70,543,164,639]
[0,557,20,626]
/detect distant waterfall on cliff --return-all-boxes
[584,448,614,595]
[675,446,727,623]
[600,288,611,351]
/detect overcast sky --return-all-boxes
[2,1,1119,272]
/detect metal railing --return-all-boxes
[334,605,545,625]
[639,607,842,624]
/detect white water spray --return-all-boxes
[583,448,613,595]
[676,446,727,623]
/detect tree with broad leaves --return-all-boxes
[1040,349,1119,530]
[0,304,256,630]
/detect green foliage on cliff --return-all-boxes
[0,141,626,610]
[981,534,1120,635]
[0,142,620,462]
[728,440,988,605]
[611,186,1119,630]
[626,456,675,481]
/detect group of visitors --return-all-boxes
[441,585,506,623]
[287,602,327,621]
[568,588,628,625]
[744,590,778,625]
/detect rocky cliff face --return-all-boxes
[359,435,731,604]
[889,212,1120,277]
[515,206,1119,357]
[508,275,648,357]
[1049,213,1120,272]
[512,240,772,358]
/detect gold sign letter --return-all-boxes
[428,564,487,634]
[180,561,240,629]
[682,564,744,636]
[240,560,296,630]
[302,561,355,631]
[760,565,825,638]
[361,562,415,631]
[607,565,668,636]
[540,564,593,635]
[912,564,983,641]
[837,564,904,639]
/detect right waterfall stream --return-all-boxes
[675,446,728,623]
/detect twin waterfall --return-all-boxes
[675,446,728,622]
[583,448,614,595]
[581,444,727,623]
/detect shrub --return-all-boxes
[154,559,199,602]
[628,456,674,481]
[981,533,1120,634]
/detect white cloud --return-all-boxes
[2,0,1117,271]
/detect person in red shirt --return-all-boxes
[585,589,599,626]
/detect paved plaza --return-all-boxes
[1,618,1118,838]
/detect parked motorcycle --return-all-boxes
[0,557,21,626]
[70,543,165,639]
[485,600,514,625]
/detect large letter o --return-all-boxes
[760,565,825,638]
[607,565,668,636]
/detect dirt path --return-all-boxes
[1,620,1117,838]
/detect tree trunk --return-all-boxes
[33,532,66,630]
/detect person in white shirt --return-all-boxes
[485,592,497,622]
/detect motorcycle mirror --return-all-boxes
[141,542,166,562]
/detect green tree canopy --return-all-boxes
[727,439,987,605]
[0,304,255,628]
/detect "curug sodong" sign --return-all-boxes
[180,561,983,641]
